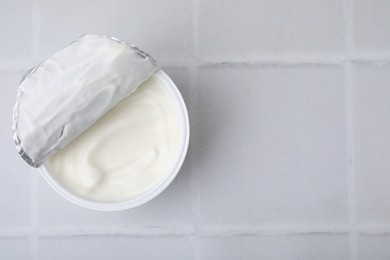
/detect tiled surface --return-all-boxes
[199,0,345,60]
[0,73,31,228]
[0,0,32,62]
[354,65,390,225]
[0,0,389,259]
[358,235,390,260]
[0,237,31,260]
[200,234,349,260]
[196,66,348,227]
[352,0,390,57]
[38,236,193,260]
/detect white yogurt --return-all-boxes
[45,73,182,202]
[14,35,189,209]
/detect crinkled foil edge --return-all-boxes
[12,34,159,168]
[12,65,40,167]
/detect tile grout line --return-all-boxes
[29,172,39,260]
[343,0,357,258]
[31,225,351,237]
[2,58,390,72]
[198,57,348,66]
[345,63,357,260]
[0,225,369,237]
[30,0,40,259]
[189,0,201,259]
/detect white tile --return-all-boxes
[0,0,32,62]
[0,73,31,228]
[38,236,193,260]
[198,0,345,60]
[196,66,348,226]
[200,234,349,260]
[353,0,390,56]
[39,0,192,63]
[36,68,192,228]
[358,235,390,260]
[0,237,31,260]
[354,65,390,225]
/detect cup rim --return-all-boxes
[39,69,190,211]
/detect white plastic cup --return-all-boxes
[39,70,190,211]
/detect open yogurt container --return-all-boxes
[39,69,189,211]
[13,35,190,211]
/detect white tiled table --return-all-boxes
[1,0,390,259]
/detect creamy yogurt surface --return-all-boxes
[45,73,181,202]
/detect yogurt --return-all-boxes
[45,73,182,202]
[14,35,189,210]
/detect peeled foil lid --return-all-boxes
[12,34,159,167]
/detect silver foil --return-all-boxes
[12,35,158,167]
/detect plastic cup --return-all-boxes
[39,69,190,211]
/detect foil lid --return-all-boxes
[12,34,159,167]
